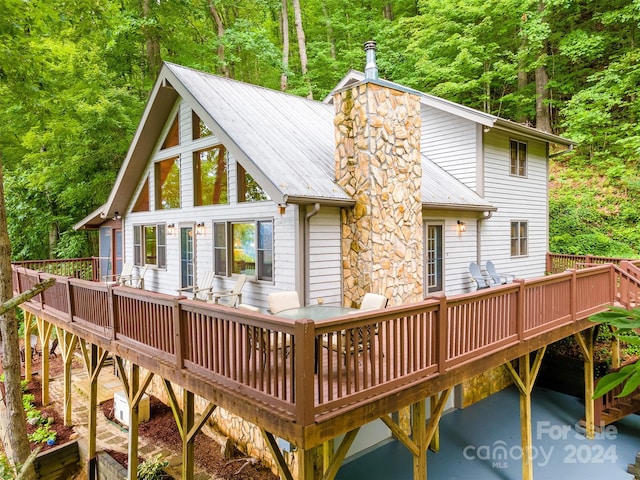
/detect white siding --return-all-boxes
[424,214,480,296]
[121,99,301,310]
[307,207,342,305]
[421,105,478,190]
[480,130,548,279]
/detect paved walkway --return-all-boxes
[337,386,640,480]
[48,364,215,479]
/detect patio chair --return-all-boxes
[123,265,147,289]
[267,291,300,314]
[177,271,216,301]
[102,262,134,286]
[210,274,247,307]
[359,293,388,310]
[486,261,516,285]
[469,262,492,290]
[239,304,290,362]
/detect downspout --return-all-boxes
[304,203,321,303]
[549,144,573,158]
[476,210,493,265]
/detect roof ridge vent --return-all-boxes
[364,41,378,81]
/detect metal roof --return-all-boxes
[77,63,508,229]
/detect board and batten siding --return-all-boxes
[480,130,548,279]
[121,99,300,310]
[420,105,478,190]
[307,207,342,306]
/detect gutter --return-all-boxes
[476,210,494,265]
[549,144,574,158]
[303,203,321,303]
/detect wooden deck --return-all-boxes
[11,257,640,450]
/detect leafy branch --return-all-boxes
[590,306,640,398]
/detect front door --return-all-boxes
[180,226,194,289]
[425,223,444,294]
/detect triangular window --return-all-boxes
[132,177,150,212]
[192,111,212,139]
[161,115,179,149]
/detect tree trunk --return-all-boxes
[280,0,289,91]
[208,1,230,78]
[383,2,394,20]
[292,0,312,99]
[535,64,552,132]
[0,157,36,480]
[534,0,552,133]
[142,0,161,78]
[321,1,336,61]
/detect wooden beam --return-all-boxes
[321,428,359,480]
[35,317,53,406]
[575,328,595,439]
[506,351,547,480]
[23,311,35,381]
[55,326,77,427]
[429,395,439,452]
[182,389,195,480]
[87,343,99,480]
[412,399,427,480]
[261,429,294,480]
[126,363,140,480]
[380,415,418,457]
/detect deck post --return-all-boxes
[412,399,427,479]
[182,389,195,480]
[86,343,99,480]
[126,363,140,480]
[55,326,78,426]
[296,446,317,480]
[35,316,53,406]
[506,348,546,480]
[574,328,595,439]
[23,311,35,381]
[428,395,439,452]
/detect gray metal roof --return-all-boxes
[77,63,500,229]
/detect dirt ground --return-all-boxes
[3,342,278,480]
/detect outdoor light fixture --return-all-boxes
[112,212,122,221]
[167,223,175,236]
[457,220,466,233]
[196,222,206,235]
[277,203,287,215]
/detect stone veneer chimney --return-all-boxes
[334,41,424,307]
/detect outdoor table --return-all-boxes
[276,304,356,321]
[277,305,357,372]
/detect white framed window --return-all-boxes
[510,221,528,257]
[133,224,167,268]
[214,220,273,281]
[424,222,444,294]
[510,140,527,177]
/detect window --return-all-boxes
[192,111,212,139]
[510,140,527,177]
[425,223,443,293]
[194,145,228,206]
[213,223,227,276]
[237,163,269,202]
[161,115,179,149]
[132,177,149,212]
[510,221,528,257]
[134,224,166,268]
[214,220,273,281]
[155,157,181,209]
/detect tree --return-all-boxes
[292,0,312,98]
[590,307,640,399]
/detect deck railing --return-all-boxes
[12,263,624,425]
[12,257,98,281]
[546,252,640,275]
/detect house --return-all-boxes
[76,41,574,313]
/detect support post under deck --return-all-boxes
[506,347,546,480]
[35,316,53,406]
[574,327,596,439]
[55,326,78,427]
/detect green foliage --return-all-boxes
[0,454,15,480]
[590,307,640,398]
[137,454,170,480]
[27,425,56,444]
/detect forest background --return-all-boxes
[1,0,639,261]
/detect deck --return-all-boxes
[11,256,640,451]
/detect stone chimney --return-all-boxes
[334,41,423,307]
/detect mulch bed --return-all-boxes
[100,394,277,479]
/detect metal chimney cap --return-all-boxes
[364,40,378,80]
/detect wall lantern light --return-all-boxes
[278,203,287,215]
[196,222,206,236]
[457,220,466,233]
[113,212,122,221]
[167,223,176,236]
